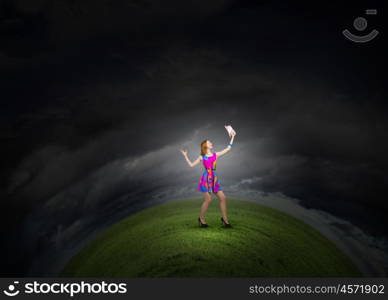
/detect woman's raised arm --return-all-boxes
[180,149,202,168]
[216,133,235,158]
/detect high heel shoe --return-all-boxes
[198,217,208,228]
[221,217,232,228]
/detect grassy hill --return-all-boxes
[61,198,360,277]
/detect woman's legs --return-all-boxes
[215,191,229,223]
[199,192,212,223]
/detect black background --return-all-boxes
[0,0,387,276]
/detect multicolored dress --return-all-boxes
[197,152,222,193]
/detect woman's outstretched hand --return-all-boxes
[180,149,188,156]
[224,125,236,137]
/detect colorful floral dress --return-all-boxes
[197,152,222,193]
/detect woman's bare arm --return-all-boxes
[216,134,235,158]
[180,149,202,168]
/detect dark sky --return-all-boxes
[1,0,387,276]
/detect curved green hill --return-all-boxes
[61,198,360,277]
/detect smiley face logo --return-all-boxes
[3,281,20,297]
[343,9,379,43]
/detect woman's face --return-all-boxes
[207,140,213,150]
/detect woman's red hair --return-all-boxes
[200,140,208,156]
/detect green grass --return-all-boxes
[61,198,361,277]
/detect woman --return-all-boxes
[180,126,236,228]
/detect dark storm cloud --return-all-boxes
[1,0,233,56]
[1,0,387,276]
